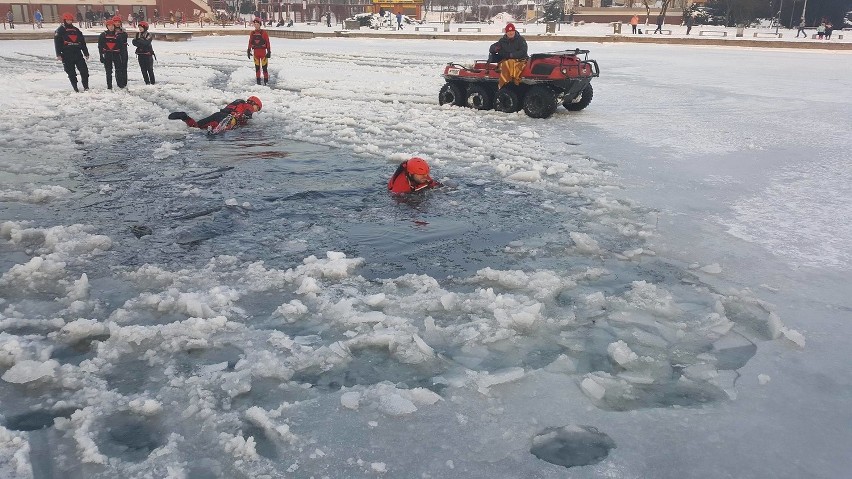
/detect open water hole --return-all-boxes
[55,125,595,287]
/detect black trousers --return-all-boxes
[138,55,155,84]
[196,111,230,129]
[62,52,89,90]
[103,54,127,89]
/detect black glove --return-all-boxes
[99,55,105,63]
[266,52,271,59]
[247,50,251,59]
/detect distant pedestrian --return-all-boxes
[825,22,833,40]
[817,22,825,39]
[653,15,664,34]
[396,12,403,30]
[325,11,331,27]
[54,12,90,92]
[76,11,83,26]
[5,10,13,29]
[685,15,693,35]
[796,18,807,38]
[34,10,43,28]
[630,14,639,34]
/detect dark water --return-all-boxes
[38,125,598,286]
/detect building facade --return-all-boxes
[2,0,213,23]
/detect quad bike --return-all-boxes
[438,49,600,119]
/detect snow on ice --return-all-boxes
[0,32,848,479]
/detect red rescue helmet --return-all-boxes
[62,12,74,22]
[139,21,149,30]
[406,158,430,176]
[247,96,262,111]
[105,19,115,27]
[505,23,516,32]
[112,15,122,24]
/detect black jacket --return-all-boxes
[54,24,89,57]
[98,29,127,59]
[132,31,155,56]
[495,33,528,60]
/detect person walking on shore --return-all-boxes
[796,18,808,38]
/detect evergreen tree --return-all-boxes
[543,0,563,22]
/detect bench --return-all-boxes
[644,28,672,35]
[753,32,782,38]
[306,21,317,26]
[415,26,437,32]
[699,30,727,37]
[457,27,481,32]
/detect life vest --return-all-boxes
[101,31,121,54]
[249,30,269,51]
[61,25,83,47]
[222,100,255,118]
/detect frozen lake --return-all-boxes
[1,37,850,478]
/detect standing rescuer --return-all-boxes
[388,158,442,194]
[98,20,128,90]
[247,18,271,85]
[132,21,156,85]
[54,12,90,92]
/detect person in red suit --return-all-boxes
[388,158,442,194]
[247,18,272,85]
[168,97,262,132]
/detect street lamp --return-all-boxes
[775,0,783,34]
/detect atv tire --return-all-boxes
[439,82,465,107]
[523,85,557,119]
[494,87,521,113]
[466,84,493,110]
[564,83,593,112]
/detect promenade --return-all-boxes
[3,19,850,51]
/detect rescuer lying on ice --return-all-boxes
[168,96,262,133]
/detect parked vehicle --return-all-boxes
[438,49,600,119]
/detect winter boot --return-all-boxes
[72,83,79,93]
[168,112,189,121]
[263,78,268,86]
[256,78,261,85]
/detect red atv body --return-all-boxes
[438,49,600,119]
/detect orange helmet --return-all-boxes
[246,96,262,111]
[62,12,74,22]
[105,19,115,27]
[406,158,430,175]
[112,15,122,24]
[139,21,149,30]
